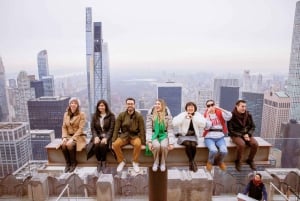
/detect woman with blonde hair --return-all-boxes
[146,99,175,172]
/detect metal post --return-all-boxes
[149,167,167,201]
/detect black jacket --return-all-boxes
[227,111,255,137]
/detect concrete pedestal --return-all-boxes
[168,169,213,201]
[96,174,114,201]
[28,173,49,201]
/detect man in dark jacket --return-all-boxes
[228,100,258,171]
[112,97,145,173]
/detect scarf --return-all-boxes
[232,108,248,127]
[252,179,262,187]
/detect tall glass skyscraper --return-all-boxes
[286,1,300,121]
[0,57,9,122]
[37,50,49,80]
[86,8,111,116]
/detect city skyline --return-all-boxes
[0,0,298,78]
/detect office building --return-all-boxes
[28,96,70,138]
[219,86,239,111]
[242,92,264,136]
[13,71,35,122]
[213,78,239,105]
[37,50,49,80]
[286,2,300,121]
[30,80,44,98]
[260,91,290,149]
[197,89,213,113]
[31,129,55,160]
[0,122,32,178]
[280,119,300,168]
[86,8,111,116]
[41,75,55,96]
[157,82,182,116]
[0,57,9,122]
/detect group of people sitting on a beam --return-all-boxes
[60,97,258,175]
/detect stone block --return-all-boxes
[97,174,114,201]
[28,173,49,201]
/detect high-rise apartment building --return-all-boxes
[0,122,32,178]
[213,78,239,105]
[286,1,300,121]
[157,82,182,116]
[31,129,55,160]
[260,91,290,149]
[219,86,239,111]
[85,8,111,116]
[0,57,9,122]
[28,96,70,138]
[13,71,35,122]
[37,50,49,80]
[242,92,264,137]
[197,89,213,113]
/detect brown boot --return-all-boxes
[235,160,241,172]
[246,159,256,170]
[206,162,213,172]
[219,162,227,171]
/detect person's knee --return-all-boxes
[209,148,218,155]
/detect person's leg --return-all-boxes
[130,137,142,163]
[61,143,71,172]
[215,137,228,171]
[246,137,258,170]
[67,141,77,172]
[112,137,128,163]
[93,142,102,172]
[189,141,198,172]
[231,136,245,171]
[182,141,193,162]
[151,139,160,171]
[160,138,169,171]
[215,137,228,162]
[204,138,218,164]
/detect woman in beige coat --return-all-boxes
[61,97,86,173]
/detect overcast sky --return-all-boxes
[0,0,298,77]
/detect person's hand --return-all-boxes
[66,138,73,146]
[101,138,107,144]
[148,142,153,150]
[168,144,174,150]
[243,134,250,141]
[62,138,67,143]
[94,136,100,144]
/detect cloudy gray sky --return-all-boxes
[0,0,298,76]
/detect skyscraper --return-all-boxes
[213,78,239,105]
[286,1,300,121]
[0,122,32,178]
[197,89,213,113]
[0,57,9,121]
[85,8,111,116]
[260,91,290,149]
[37,50,49,80]
[31,129,55,160]
[157,82,182,116]
[41,75,55,96]
[27,96,70,138]
[219,86,239,111]
[13,71,35,122]
[242,91,264,137]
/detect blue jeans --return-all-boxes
[204,137,228,164]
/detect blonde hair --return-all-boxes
[153,99,166,123]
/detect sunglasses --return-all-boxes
[206,103,215,108]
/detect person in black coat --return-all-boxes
[243,173,268,201]
[90,99,115,172]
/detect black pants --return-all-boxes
[182,140,197,162]
[61,142,76,165]
[94,142,109,161]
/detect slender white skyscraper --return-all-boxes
[0,57,9,121]
[85,8,111,116]
[286,1,300,121]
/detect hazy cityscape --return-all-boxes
[0,0,299,200]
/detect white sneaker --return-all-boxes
[160,163,166,172]
[132,162,140,172]
[152,163,158,172]
[117,161,126,172]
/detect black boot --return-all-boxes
[69,148,77,173]
[235,160,241,172]
[97,161,102,173]
[62,146,71,173]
